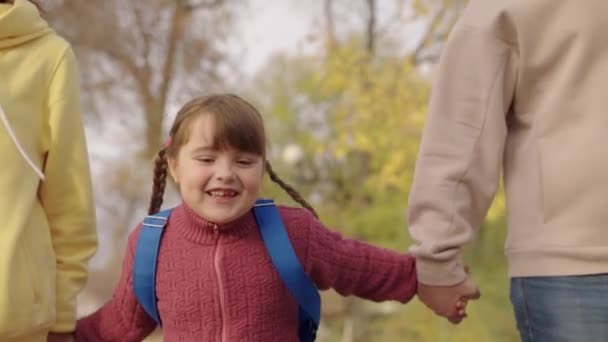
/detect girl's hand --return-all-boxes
[47,332,74,342]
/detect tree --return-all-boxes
[47,0,237,158]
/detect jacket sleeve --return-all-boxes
[302,214,417,304]
[38,45,98,332]
[75,228,157,341]
[407,4,518,286]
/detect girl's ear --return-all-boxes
[167,156,179,183]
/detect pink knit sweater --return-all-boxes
[76,203,416,341]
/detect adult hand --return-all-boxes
[47,332,74,342]
[417,276,481,324]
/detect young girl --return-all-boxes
[76,94,462,341]
[0,1,97,341]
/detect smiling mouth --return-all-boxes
[207,190,238,198]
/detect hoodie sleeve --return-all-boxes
[407,3,518,286]
[38,45,98,332]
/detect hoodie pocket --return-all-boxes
[0,241,46,337]
[20,241,43,313]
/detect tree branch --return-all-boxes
[324,0,337,50]
[365,0,377,55]
[179,0,225,11]
[411,0,468,65]
[411,3,446,64]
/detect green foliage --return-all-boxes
[260,38,429,224]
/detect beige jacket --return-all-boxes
[408,0,608,285]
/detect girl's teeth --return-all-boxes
[210,190,235,197]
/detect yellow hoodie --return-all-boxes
[0,0,97,339]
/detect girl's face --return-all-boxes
[168,114,264,224]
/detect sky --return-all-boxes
[231,0,321,76]
[232,0,425,76]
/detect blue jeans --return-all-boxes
[510,275,608,342]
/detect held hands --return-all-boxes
[47,332,74,342]
[417,267,480,324]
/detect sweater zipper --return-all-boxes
[213,224,228,342]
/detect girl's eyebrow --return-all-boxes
[238,152,261,158]
[191,146,216,153]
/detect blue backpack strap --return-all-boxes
[133,208,173,325]
[253,199,321,342]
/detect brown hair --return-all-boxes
[0,0,43,12]
[148,94,318,219]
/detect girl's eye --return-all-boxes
[237,160,254,166]
[196,157,214,163]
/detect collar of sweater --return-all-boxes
[171,203,259,245]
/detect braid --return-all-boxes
[265,160,318,219]
[148,148,168,215]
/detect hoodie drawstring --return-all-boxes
[0,103,45,180]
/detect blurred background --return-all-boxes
[43,0,516,340]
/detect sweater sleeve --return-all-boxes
[407,5,518,286]
[38,45,98,332]
[75,228,157,342]
[303,214,416,303]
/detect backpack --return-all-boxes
[132,198,321,342]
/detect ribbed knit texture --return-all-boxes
[76,203,416,341]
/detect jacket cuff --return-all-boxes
[50,307,76,333]
[415,257,467,286]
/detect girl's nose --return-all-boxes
[215,163,235,181]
